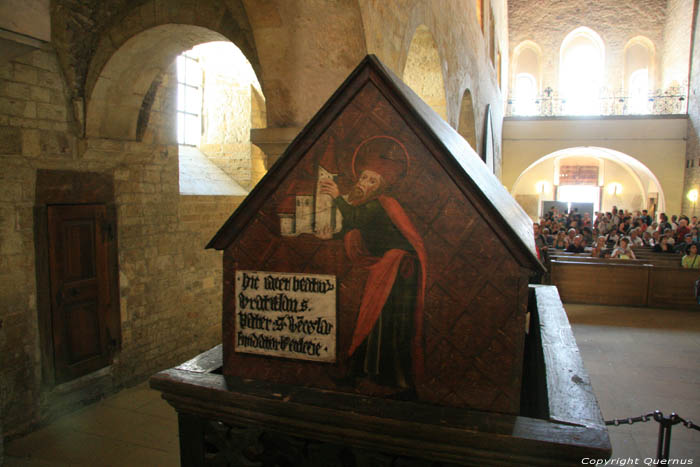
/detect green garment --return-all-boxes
[682,254,700,269]
[335,197,413,255]
[335,197,417,390]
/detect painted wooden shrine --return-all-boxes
[151,55,610,466]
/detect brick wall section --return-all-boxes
[0,47,244,436]
[662,0,694,88]
[682,2,700,216]
[508,0,667,93]
[0,47,74,436]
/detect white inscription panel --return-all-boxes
[235,270,336,362]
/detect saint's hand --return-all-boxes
[318,179,339,199]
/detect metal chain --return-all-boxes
[606,410,700,431]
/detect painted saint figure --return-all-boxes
[317,136,426,392]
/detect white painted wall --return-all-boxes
[503,116,688,216]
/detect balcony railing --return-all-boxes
[505,85,688,117]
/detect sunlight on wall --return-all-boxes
[177,41,267,192]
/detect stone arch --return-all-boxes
[511,40,543,93]
[559,27,606,114]
[511,147,665,214]
[457,89,477,151]
[560,26,606,64]
[87,25,214,140]
[623,36,656,92]
[402,24,448,121]
[84,0,260,140]
[86,24,263,142]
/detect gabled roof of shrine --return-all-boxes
[207,54,544,273]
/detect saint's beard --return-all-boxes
[347,185,377,205]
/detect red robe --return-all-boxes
[345,195,426,381]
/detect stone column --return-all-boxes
[250,127,302,169]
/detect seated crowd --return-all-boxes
[533,206,700,269]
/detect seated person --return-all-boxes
[610,237,636,259]
[682,243,700,269]
[590,236,608,258]
[664,228,676,245]
[628,228,644,248]
[641,230,653,246]
[606,230,620,248]
[676,217,690,243]
[564,228,577,247]
[652,236,676,253]
[553,231,567,249]
[533,223,548,260]
[581,227,593,246]
[565,234,586,253]
[542,227,553,245]
[675,233,694,253]
[649,230,662,247]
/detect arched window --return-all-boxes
[514,73,537,115]
[629,69,649,114]
[560,27,605,115]
[176,52,202,146]
[511,41,542,116]
[403,25,447,120]
[624,37,654,114]
[176,41,266,194]
[458,89,477,150]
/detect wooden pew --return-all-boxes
[549,259,700,309]
[648,267,700,308]
[550,260,652,307]
[546,253,680,269]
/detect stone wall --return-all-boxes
[1,46,72,436]
[508,0,667,93]
[0,46,244,437]
[358,0,508,174]
[242,0,367,128]
[403,25,449,120]
[662,0,694,89]
[682,0,700,216]
[197,43,264,190]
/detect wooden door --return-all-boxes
[48,204,113,382]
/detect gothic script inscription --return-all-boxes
[235,270,336,362]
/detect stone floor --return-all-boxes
[3,304,700,466]
[565,304,700,462]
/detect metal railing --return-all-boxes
[606,410,699,460]
[506,85,688,117]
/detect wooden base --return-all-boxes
[150,286,610,466]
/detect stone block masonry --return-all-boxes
[508,0,668,91]
[0,47,245,438]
